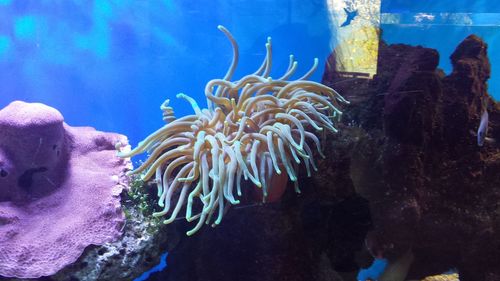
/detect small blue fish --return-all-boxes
[341,8,358,27]
[477,109,494,146]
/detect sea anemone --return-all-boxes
[117,25,348,235]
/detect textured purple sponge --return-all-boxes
[0,101,131,278]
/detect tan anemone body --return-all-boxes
[117,25,348,235]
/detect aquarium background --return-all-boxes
[0,0,498,279]
[381,0,500,101]
[0,0,498,149]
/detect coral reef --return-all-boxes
[117,25,348,235]
[14,34,498,281]
[0,101,130,279]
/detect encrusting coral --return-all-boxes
[116,26,348,235]
[0,101,130,278]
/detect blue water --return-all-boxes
[0,0,333,148]
[134,252,168,281]
[0,0,497,147]
[381,0,500,101]
[357,258,388,281]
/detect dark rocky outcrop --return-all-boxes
[322,34,500,281]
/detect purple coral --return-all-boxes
[0,101,131,278]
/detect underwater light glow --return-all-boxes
[0,36,11,57]
[14,16,37,40]
[95,0,113,18]
[0,0,11,5]
[162,0,175,11]
[74,0,114,58]
[326,0,381,78]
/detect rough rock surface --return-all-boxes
[0,101,131,279]
[322,35,500,280]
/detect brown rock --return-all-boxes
[322,35,500,280]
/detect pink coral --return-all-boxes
[0,101,131,278]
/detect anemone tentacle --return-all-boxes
[117,26,348,236]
